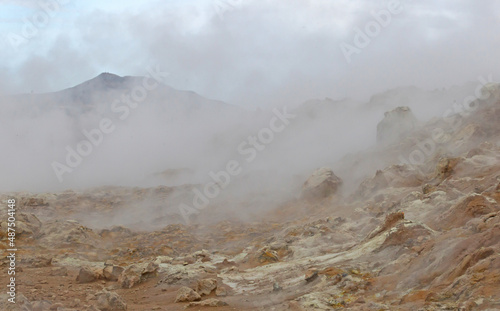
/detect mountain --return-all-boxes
[1,72,239,118]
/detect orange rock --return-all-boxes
[320,267,343,277]
[400,290,432,304]
[435,194,498,230]
[305,268,318,282]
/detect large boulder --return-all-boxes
[118,261,158,289]
[377,106,417,144]
[175,287,201,303]
[302,167,342,200]
[103,265,125,282]
[76,266,102,284]
[196,278,217,296]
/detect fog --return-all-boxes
[0,73,485,194]
[2,0,500,105]
[1,0,500,224]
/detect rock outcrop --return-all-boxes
[302,167,342,200]
[175,287,201,303]
[377,106,418,144]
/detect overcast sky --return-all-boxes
[1,0,499,107]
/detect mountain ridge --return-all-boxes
[1,72,238,117]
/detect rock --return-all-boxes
[356,170,388,199]
[103,265,124,282]
[378,220,433,250]
[215,286,228,296]
[422,183,437,194]
[305,268,319,282]
[118,265,142,289]
[181,256,195,265]
[302,167,342,200]
[76,266,101,284]
[400,290,433,305]
[186,298,228,307]
[445,247,495,286]
[175,286,201,303]
[433,157,462,182]
[104,260,115,267]
[257,247,279,264]
[118,261,158,289]
[367,211,405,239]
[434,194,498,230]
[50,267,68,276]
[196,278,217,296]
[143,261,159,275]
[377,106,417,144]
[95,290,127,311]
[192,249,211,262]
[319,267,343,277]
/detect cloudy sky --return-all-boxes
[1,0,499,107]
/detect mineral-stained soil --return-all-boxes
[1,97,500,310]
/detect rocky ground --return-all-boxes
[1,91,500,310]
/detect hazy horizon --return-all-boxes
[1,0,500,108]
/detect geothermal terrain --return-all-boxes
[1,76,500,310]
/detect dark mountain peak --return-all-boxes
[84,72,128,89]
[54,72,136,106]
[95,72,122,81]
[64,72,138,94]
